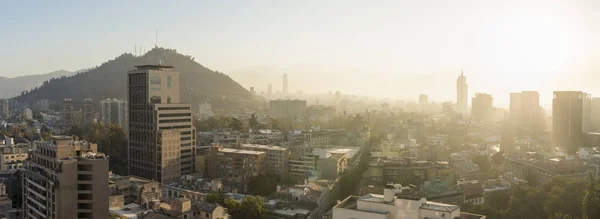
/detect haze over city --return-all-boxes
[2,0,600,106]
[3,1,600,219]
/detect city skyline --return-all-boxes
[1,0,599,107]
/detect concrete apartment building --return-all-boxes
[553,91,591,153]
[62,98,73,127]
[22,136,109,219]
[504,153,588,184]
[0,99,8,119]
[471,93,494,123]
[288,154,319,182]
[33,99,50,112]
[128,65,196,184]
[269,99,307,120]
[510,91,543,135]
[365,157,454,187]
[240,144,290,181]
[206,144,266,192]
[82,97,94,126]
[0,145,28,170]
[100,98,128,130]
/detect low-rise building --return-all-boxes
[0,144,28,170]
[162,174,221,203]
[326,185,485,219]
[240,144,290,181]
[206,144,266,192]
[368,157,454,187]
[109,174,161,205]
[289,154,319,183]
[505,153,589,184]
[461,183,485,206]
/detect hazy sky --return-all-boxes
[1,0,599,107]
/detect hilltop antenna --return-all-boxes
[134,43,137,56]
[155,30,158,48]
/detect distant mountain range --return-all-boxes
[0,70,75,98]
[15,48,260,110]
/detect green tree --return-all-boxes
[230,118,244,132]
[206,192,225,206]
[248,113,259,132]
[491,152,504,164]
[582,175,600,219]
[473,155,491,172]
[247,175,277,197]
[239,196,266,219]
[224,197,241,218]
[270,118,281,130]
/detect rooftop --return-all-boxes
[110,203,153,218]
[421,201,460,212]
[134,65,174,70]
[219,148,265,155]
[241,144,288,151]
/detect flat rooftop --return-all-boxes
[241,144,288,151]
[219,148,265,155]
[135,64,173,69]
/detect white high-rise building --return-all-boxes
[198,102,213,119]
[100,98,128,130]
[23,108,33,121]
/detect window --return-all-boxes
[150,74,161,84]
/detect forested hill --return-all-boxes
[14,48,259,109]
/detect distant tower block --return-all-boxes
[268,83,272,95]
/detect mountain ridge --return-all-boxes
[0,70,74,98]
[14,48,260,110]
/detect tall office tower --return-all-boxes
[100,98,128,130]
[268,99,307,120]
[419,94,428,105]
[128,65,196,184]
[510,91,542,133]
[591,97,600,130]
[62,98,73,127]
[40,99,49,112]
[83,97,94,126]
[0,99,8,118]
[583,93,592,133]
[553,91,591,154]
[456,69,468,115]
[283,73,288,95]
[471,93,493,122]
[22,136,109,219]
[509,93,522,124]
[268,83,272,95]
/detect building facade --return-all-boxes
[62,98,73,127]
[456,70,468,116]
[22,136,109,219]
[269,100,307,121]
[206,144,266,192]
[82,97,94,126]
[100,98,128,131]
[0,99,8,119]
[553,91,591,153]
[471,93,493,122]
[128,65,196,184]
[240,144,289,181]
